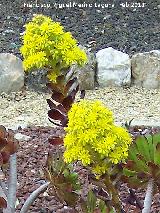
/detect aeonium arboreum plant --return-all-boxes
[44,150,80,208]
[122,133,160,213]
[20,13,90,212]
[63,99,132,212]
[20,14,87,83]
[47,96,132,212]
[20,13,87,152]
[0,125,18,210]
[64,99,132,178]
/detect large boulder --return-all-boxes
[68,46,96,90]
[131,50,160,89]
[96,47,131,87]
[0,53,24,94]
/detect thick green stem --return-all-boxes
[142,178,154,213]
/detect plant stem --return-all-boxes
[142,178,154,213]
[8,154,17,212]
[103,174,122,212]
[20,182,49,213]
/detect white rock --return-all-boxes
[0,53,24,94]
[7,123,29,131]
[96,47,131,87]
[14,133,31,142]
[131,50,160,89]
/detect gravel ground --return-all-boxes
[13,125,160,213]
[0,86,160,129]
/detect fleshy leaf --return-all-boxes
[48,109,67,122]
[136,135,151,162]
[154,143,160,165]
[87,190,97,213]
[51,91,64,103]
[62,96,74,111]
[47,99,67,114]
[146,135,154,161]
[123,168,136,177]
[64,77,77,94]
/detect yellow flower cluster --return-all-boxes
[20,14,87,77]
[64,100,132,177]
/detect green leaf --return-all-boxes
[153,134,160,165]
[146,135,154,161]
[153,133,160,145]
[98,200,107,213]
[136,135,151,162]
[154,143,160,165]
[123,168,136,177]
[129,146,149,172]
[123,175,146,189]
[87,190,97,213]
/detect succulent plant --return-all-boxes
[44,150,80,207]
[122,133,160,191]
[0,125,18,209]
[0,125,18,166]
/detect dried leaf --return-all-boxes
[47,100,67,114]
[0,138,7,150]
[0,153,3,166]
[0,126,6,138]
[3,140,18,155]
[80,90,85,99]
[0,197,7,208]
[51,91,64,103]
[64,77,77,94]
[48,118,63,127]
[62,96,74,111]
[48,137,64,145]
[47,99,57,109]
[1,151,10,164]
[48,109,67,122]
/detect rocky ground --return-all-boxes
[13,125,160,213]
[0,0,160,212]
[0,0,160,59]
[0,86,160,129]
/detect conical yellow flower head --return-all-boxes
[20,14,87,76]
[64,100,132,177]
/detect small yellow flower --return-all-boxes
[64,99,132,178]
[23,51,48,70]
[20,14,87,78]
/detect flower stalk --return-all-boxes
[103,174,122,212]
